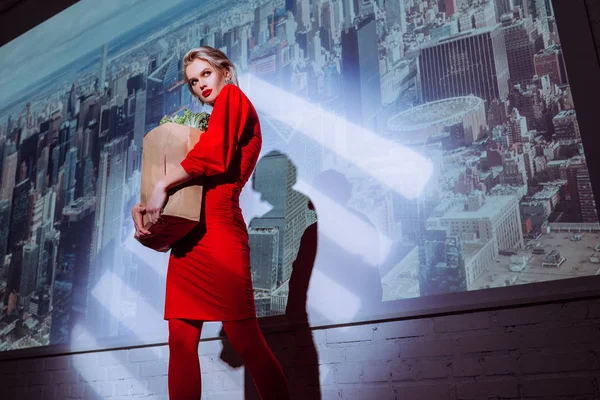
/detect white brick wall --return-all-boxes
[1,297,600,399]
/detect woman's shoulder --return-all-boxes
[219,84,257,116]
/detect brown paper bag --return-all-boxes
[136,122,204,252]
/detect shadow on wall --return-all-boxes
[219,151,385,399]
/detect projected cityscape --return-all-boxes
[0,0,597,352]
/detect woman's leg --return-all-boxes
[168,318,204,399]
[223,318,290,400]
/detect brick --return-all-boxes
[96,351,122,366]
[418,359,451,379]
[17,358,43,373]
[316,346,345,363]
[345,342,400,362]
[27,385,44,400]
[69,352,97,372]
[77,364,108,382]
[55,383,70,399]
[0,360,18,376]
[456,379,519,399]
[147,375,168,395]
[110,364,141,380]
[390,359,418,381]
[401,339,454,358]
[85,380,114,397]
[30,370,53,386]
[52,369,79,384]
[375,319,434,339]
[114,378,150,396]
[455,332,520,354]
[496,302,588,327]
[221,369,244,390]
[520,377,596,397]
[336,363,362,383]
[198,340,223,356]
[204,392,244,400]
[319,363,336,385]
[141,360,168,377]
[326,325,374,343]
[517,351,599,374]
[42,384,58,400]
[451,355,516,377]
[452,357,482,377]
[434,311,491,333]
[128,347,161,363]
[341,386,395,400]
[321,388,342,399]
[362,363,391,382]
[68,382,87,398]
[43,356,70,371]
[519,325,598,348]
[393,383,455,400]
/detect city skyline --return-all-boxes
[0,0,598,353]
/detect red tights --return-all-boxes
[167,318,290,399]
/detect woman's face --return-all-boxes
[185,58,230,104]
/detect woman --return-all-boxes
[132,46,290,400]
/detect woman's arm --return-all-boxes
[146,165,192,223]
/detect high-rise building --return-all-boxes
[419,25,510,104]
[496,0,514,19]
[59,197,96,339]
[0,199,11,256]
[429,193,524,256]
[506,108,529,145]
[386,0,407,32]
[501,149,528,186]
[99,44,108,92]
[458,2,497,31]
[1,146,18,200]
[163,56,185,116]
[249,152,311,286]
[145,57,172,132]
[534,46,566,85]
[577,168,598,223]
[552,109,579,140]
[249,227,279,291]
[8,178,32,252]
[20,241,39,305]
[93,137,128,256]
[439,0,457,17]
[502,16,538,86]
[418,228,467,296]
[341,14,381,129]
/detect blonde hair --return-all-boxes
[182,46,239,100]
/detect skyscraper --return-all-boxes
[249,152,310,286]
[502,16,538,86]
[99,44,108,92]
[386,0,407,32]
[8,178,32,252]
[418,25,510,104]
[20,242,40,305]
[341,14,381,130]
[249,227,280,291]
[418,229,467,296]
[59,197,96,339]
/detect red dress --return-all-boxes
[163,84,261,322]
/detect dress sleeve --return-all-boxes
[180,84,251,177]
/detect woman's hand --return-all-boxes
[132,203,150,237]
[147,182,168,224]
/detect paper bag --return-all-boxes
[136,122,204,252]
